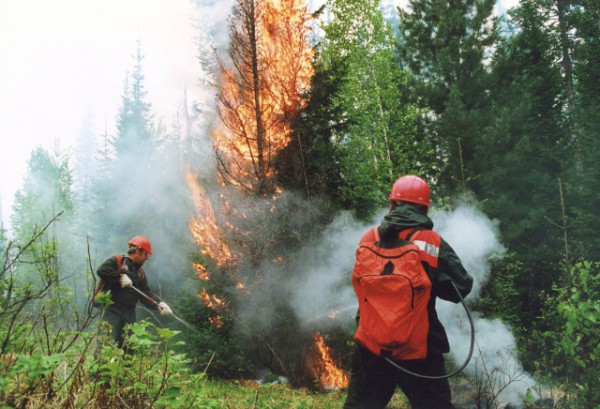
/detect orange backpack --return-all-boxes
[352,228,432,360]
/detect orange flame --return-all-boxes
[212,0,314,192]
[198,288,225,328]
[186,169,234,267]
[193,262,210,281]
[209,316,223,328]
[187,0,315,338]
[199,288,226,309]
[313,333,349,390]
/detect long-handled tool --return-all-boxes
[129,285,196,331]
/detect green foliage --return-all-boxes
[316,0,433,219]
[172,276,255,380]
[397,0,497,192]
[555,261,599,406]
[9,147,75,272]
[94,289,114,308]
[477,252,524,334]
[566,0,600,262]
[534,261,600,408]
[278,57,346,202]
[10,147,73,237]
[90,321,209,408]
[471,0,573,339]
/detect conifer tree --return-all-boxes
[214,0,314,196]
[396,0,497,193]
[11,147,73,241]
[90,41,159,254]
[470,2,572,369]
[567,0,600,261]
[10,146,74,282]
[72,110,99,235]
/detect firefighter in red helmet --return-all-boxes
[96,236,172,349]
[388,174,432,209]
[343,175,473,409]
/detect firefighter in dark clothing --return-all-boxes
[96,236,172,349]
[343,175,474,409]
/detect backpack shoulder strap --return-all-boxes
[372,226,380,242]
[398,227,420,241]
[402,229,441,268]
[115,255,130,271]
[116,254,145,277]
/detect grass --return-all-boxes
[189,379,411,409]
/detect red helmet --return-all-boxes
[128,236,153,255]
[389,175,431,207]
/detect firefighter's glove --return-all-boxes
[119,274,133,288]
[158,302,173,316]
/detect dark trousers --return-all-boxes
[103,305,137,349]
[343,345,455,409]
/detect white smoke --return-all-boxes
[433,206,502,298]
[433,206,535,406]
[288,210,375,327]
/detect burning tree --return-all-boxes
[183,0,350,387]
[213,0,314,196]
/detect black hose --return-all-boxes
[384,281,475,379]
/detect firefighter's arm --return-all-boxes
[96,257,122,285]
[437,239,473,303]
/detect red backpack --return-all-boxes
[352,228,432,360]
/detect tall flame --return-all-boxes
[187,0,324,387]
[213,0,314,193]
[186,169,234,267]
[313,333,349,390]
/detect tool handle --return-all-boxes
[130,285,159,305]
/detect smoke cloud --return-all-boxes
[434,206,535,406]
[288,210,377,328]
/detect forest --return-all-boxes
[0,0,598,408]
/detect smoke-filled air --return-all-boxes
[1,0,598,408]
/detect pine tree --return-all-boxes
[9,146,74,282]
[214,0,314,196]
[72,110,99,234]
[90,41,159,253]
[396,0,497,193]
[112,44,155,170]
[567,0,600,261]
[277,55,347,200]
[11,147,73,241]
[472,2,572,368]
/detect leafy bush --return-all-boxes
[534,261,599,408]
[0,225,215,408]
